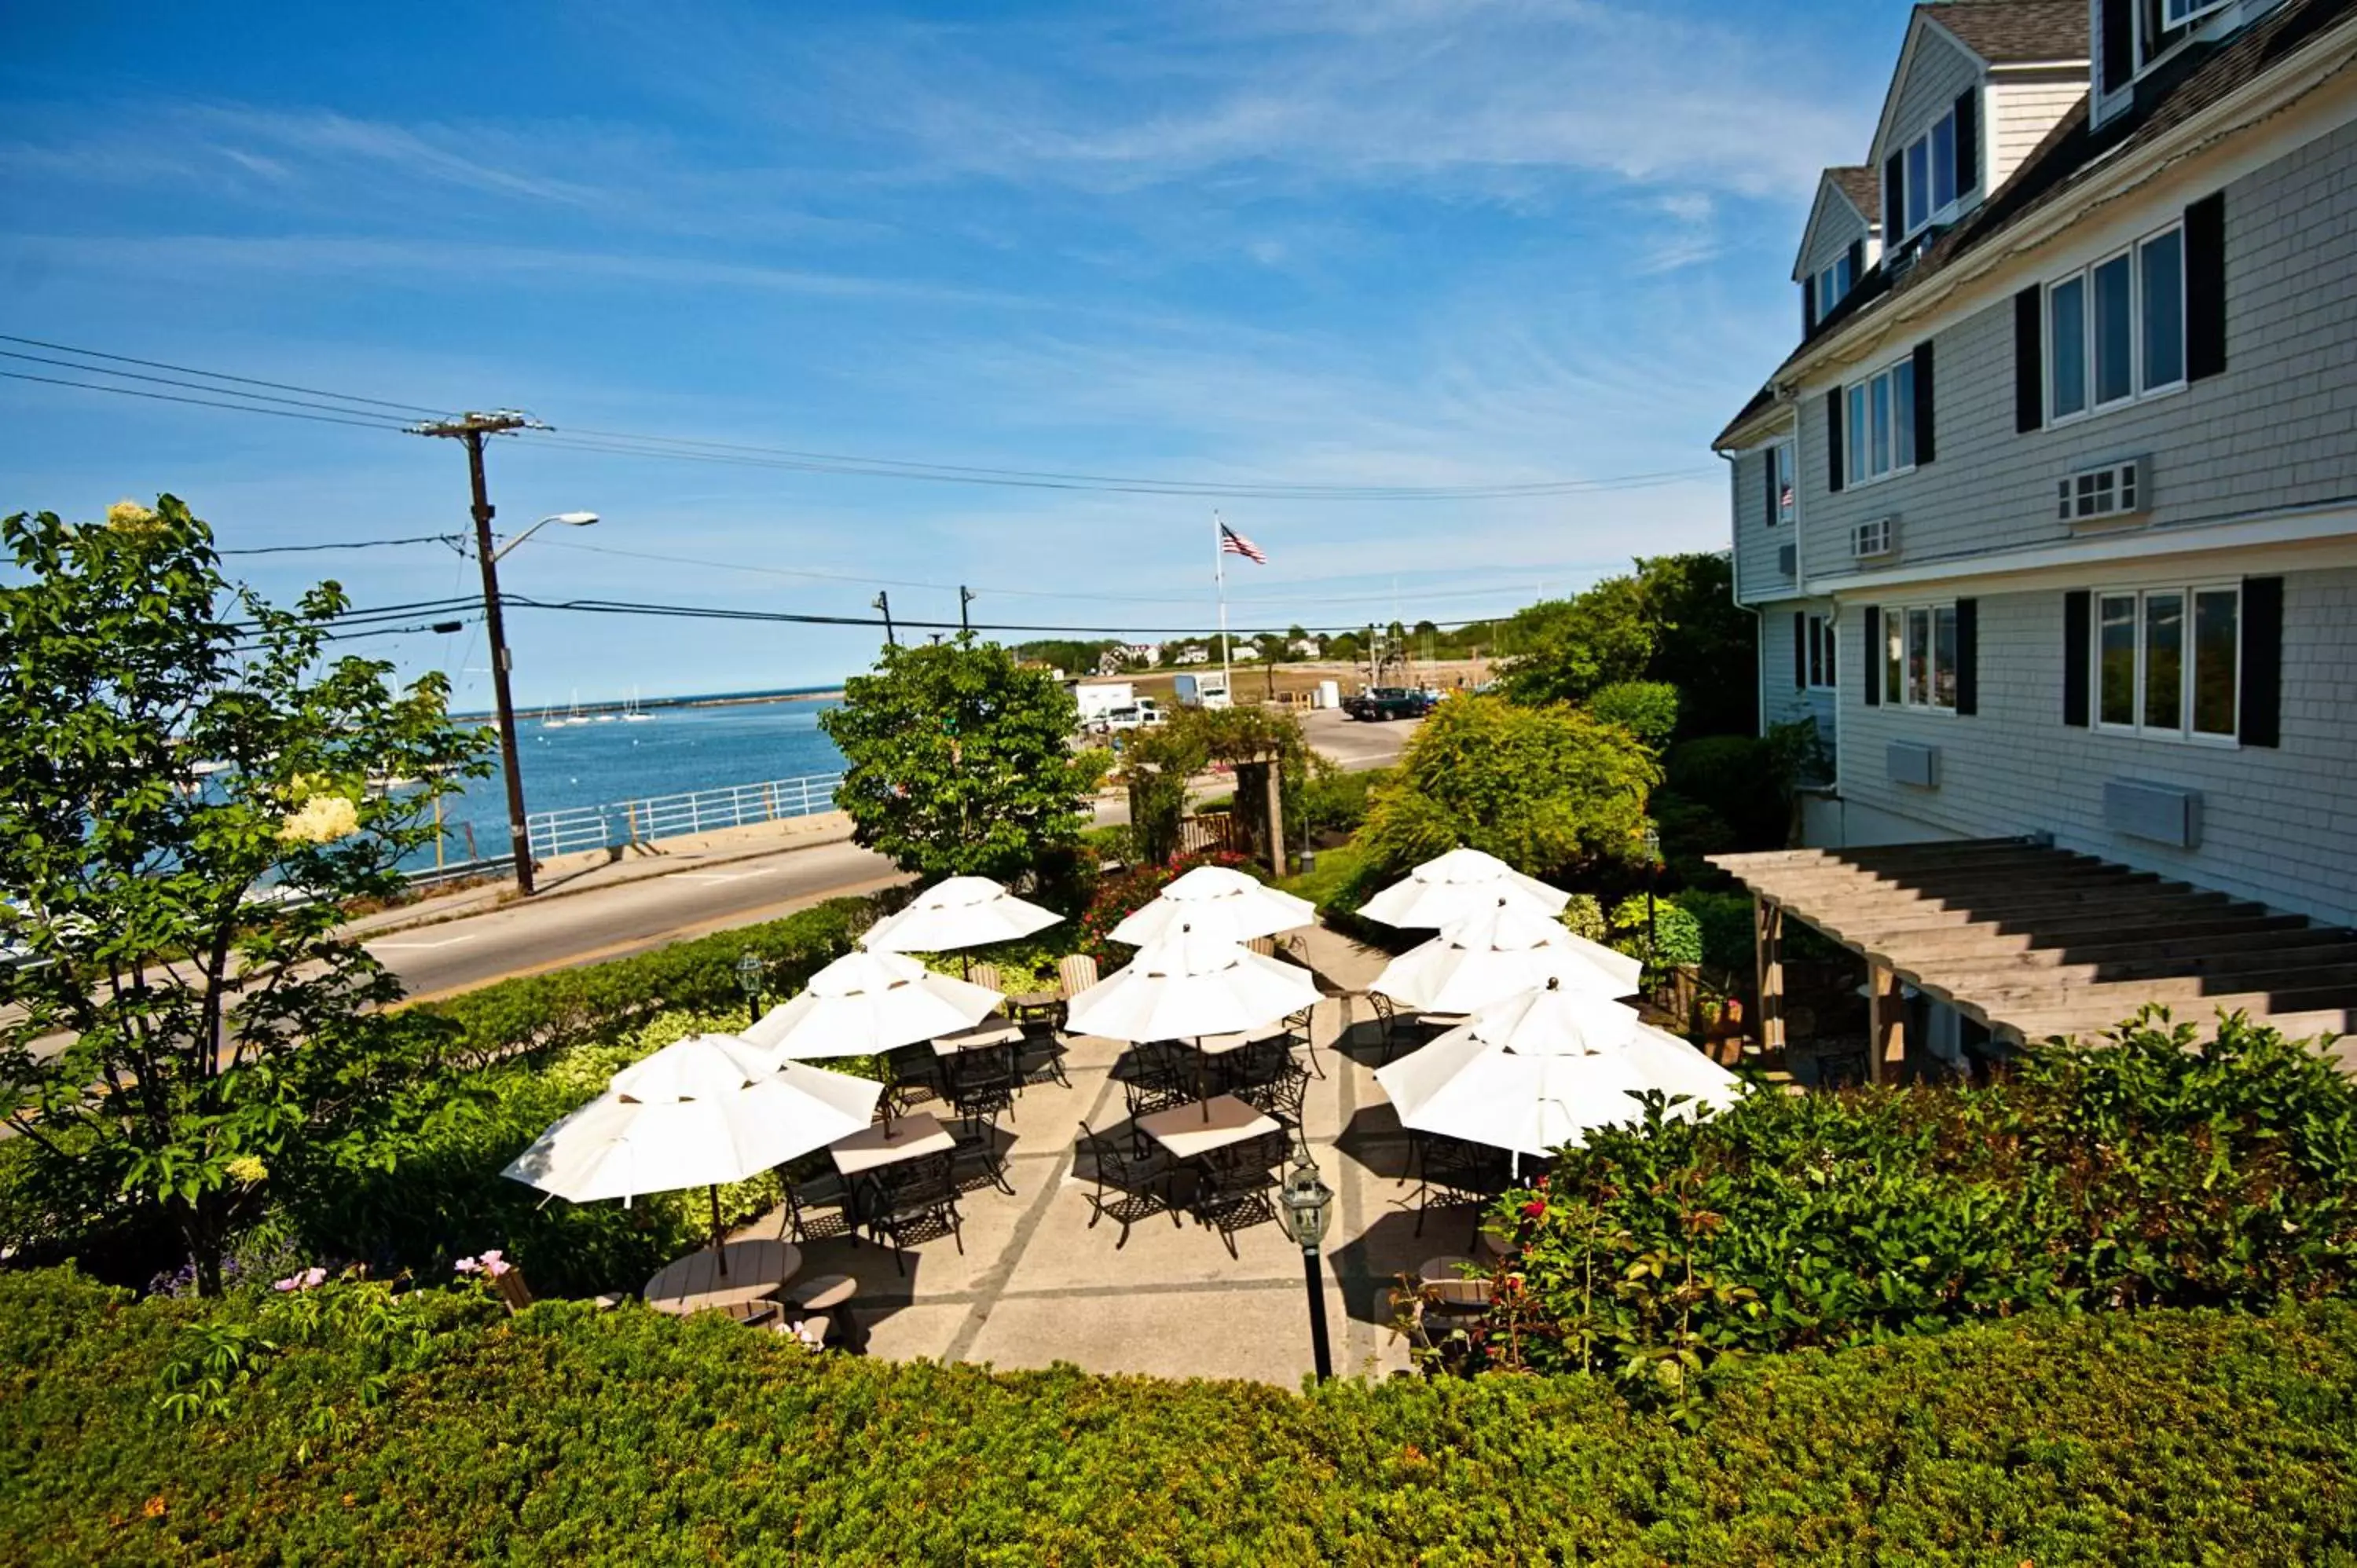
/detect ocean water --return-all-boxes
[425,697,847,864]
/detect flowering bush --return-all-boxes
[1076,848,1259,962]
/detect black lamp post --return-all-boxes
[1641,822,1662,959]
[735,951,764,1028]
[1275,1145,1336,1381]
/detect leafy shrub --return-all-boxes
[1494,1011,2357,1389]
[1661,735,1788,850]
[1558,892,1606,942]
[1670,888,1754,976]
[8,1265,2357,1563]
[1294,764,1391,837]
[1604,894,1702,972]
[1584,680,1680,748]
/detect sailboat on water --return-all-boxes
[621,684,655,723]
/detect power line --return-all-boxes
[0,348,432,424]
[219,533,466,557]
[0,334,449,416]
[0,368,412,431]
[499,592,1527,639]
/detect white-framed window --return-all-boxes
[1805,614,1838,691]
[1772,442,1795,525]
[1814,251,1855,321]
[2047,222,2185,425]
[1845,357,1917,486]
[1882,601,1956,712]
[1893,103,1966,242]
[2094,583,2240,742]
[2142,0,2229,72]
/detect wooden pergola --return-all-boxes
[1712,838,2357,1080]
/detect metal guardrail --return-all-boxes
[525,773,844,860]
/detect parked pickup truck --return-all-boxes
[1341,687,1432,722]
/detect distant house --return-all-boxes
[1120,643,1161,668]
[1709,0,2357,1068]
[1171,644,1211,666]
[1289,637,1325,658]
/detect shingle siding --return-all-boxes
[1988,71,2087,189]
[1798,112,2357,573]
[1730,444,1792,604]
[1758,597,1838,749]
[1881,27,1982,176]
[1834,567,2357,924]
[1797,185,1871,283]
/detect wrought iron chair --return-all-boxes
[1238,1058,1309,1138]
[946,1042,1021,1124]
[1076,1120,1186,1247]
[779,1169,856,1247]
[1364,989,1400,1059]
[882,1042,945,1115]
[947,1106,1016,1196]
[862,1150,965,1276]
[1282,1003,1325,1079]
[1189,1133,1286,1258]
[1410,1134,1512,1244]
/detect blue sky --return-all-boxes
[3,1,1911,706]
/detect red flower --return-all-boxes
[1521,1199,1547,1220]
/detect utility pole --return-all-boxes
[873,591,896,647]
[411,410,543,896]
[959,585,974,637]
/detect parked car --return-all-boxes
[1342,687,1432,722]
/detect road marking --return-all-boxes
[370,933,481,951]
[672,867,786,884]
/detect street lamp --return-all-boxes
[735,951,765,1028]
[1275,1145,1336,1381]
[1641,822,1662,958]
[469,510,599,899]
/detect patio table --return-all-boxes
[1007,989,1063,1025]
[642,1238,802,1317]
[929,1020,1026,1057]
[830,1111,956,1176]
[1136,1094,1281,1162]
[1189,1020,1287,1055]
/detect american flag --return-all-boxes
[1219,522,1267,565]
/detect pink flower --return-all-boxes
[454,1255,482,1275]
[273,1266,328,1292]
[301,1266,326,1288]
[479,1250,512,1279]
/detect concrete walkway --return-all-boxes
[735,926,1461,1387]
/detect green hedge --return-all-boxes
[6,1266,2357,1563]
[1495,1010,2357,1387]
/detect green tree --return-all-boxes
[0,498,492,1295]
[821,638,1105,883]
[1631,552,1755,737]
[1121,705,1312,866]
[1360,694,1657,879]
[1587,680,1681,748]
[1497,577,1655,705]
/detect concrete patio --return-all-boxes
[738,926,1479,1386]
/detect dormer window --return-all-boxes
[1815,251,1856,321]
[1883,93,1980,246]
[2107,0,2231,93]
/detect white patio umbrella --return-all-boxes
[1108,863,1316,947]
[861,876,1063,955]
[1065,924,1321,1043]
[1376,980,1741,1165]
[742,947,1003,1061]
[1358,846,1571,930]
[1373,899,1640,1015]
[500,1033,882,1272]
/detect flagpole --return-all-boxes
[1214,510,1232,700]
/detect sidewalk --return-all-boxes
[346,811,861,940]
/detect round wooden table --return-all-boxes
[641,1239,801,1317]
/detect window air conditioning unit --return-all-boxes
[1852,516,1896,560]
[1776,544,1798,576]
[2057,457,2146,524]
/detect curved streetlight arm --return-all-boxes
[491,511,598,563]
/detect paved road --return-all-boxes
[371,708,1418,1001]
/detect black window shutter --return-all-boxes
[2101,0,2135,94]
[1826,388,1846,493]
[1863,606,1882,707]
[1883,151,1904,238]
[2014,286,2044,432]
[2062,591,2091,727]
[1912,339,1937,465]
[1954,598,1978,716]
[2241,575,2282,748]
[1846,237,1865,290]
[1793,612,1808,690]
[2187,191,2227,381]
[1803,280,1818,335]
[1763,449,1778,528]
[1953,88,1980,194]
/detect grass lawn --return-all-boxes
[1278,837,1365,907]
